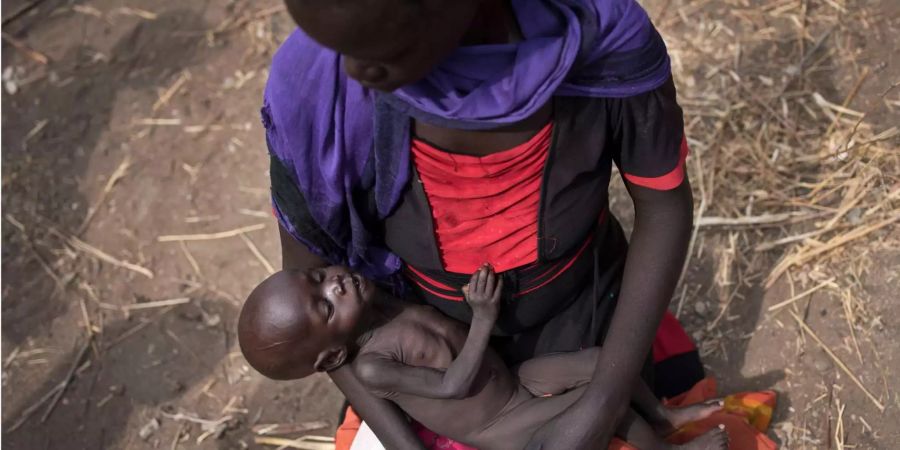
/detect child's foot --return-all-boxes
[653,399,724,435]
[675,425,728,450]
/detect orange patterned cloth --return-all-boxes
[662,377,777,450]
[336,377,777,450]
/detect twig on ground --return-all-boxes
[41,337,94,423]
[237,208,271,218]
[78,281,120,310]
[157,223,266,242]
[23,119,48,144]
[170,423,186,450]
[697,211,824,228]
[5,215,69,292]
[1,32,49,64]
[211,4,285,35]
[254,435,335,450]
[122,297,191,311]
[48,228,153,278]
[178,240,203,276]
[2,0,49,25]
[113,6,157,20]
[768,278,837,312]
[153,70,191,112]
[754,226,844,251]
[834,398,845,450]
[824,67,870,137]
[5,384,64,432]
[252,421,330,436]
[164,329,211,370]
[790,312,885,412]
[78,156,132,234]
[766,215,899,287]
[105,307,177,349]
[841,291,863,365]
[239,232,276,275]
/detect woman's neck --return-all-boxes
[460,0,521,46]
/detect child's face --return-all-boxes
[238,266,377,379]
[287,266,376,342]
[285,0,480,91]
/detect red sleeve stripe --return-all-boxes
[623,137,690,191]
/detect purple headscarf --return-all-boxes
[262,0,670,279]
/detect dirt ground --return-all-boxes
[1,0,897,449]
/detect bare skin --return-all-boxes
[239,266,727,450]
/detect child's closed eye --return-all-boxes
[318,297,334,320]
[308,268,325,283]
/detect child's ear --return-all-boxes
[313,346,348,372]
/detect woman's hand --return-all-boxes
[462,264,503,321]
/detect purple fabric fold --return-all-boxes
[263,0,670,279]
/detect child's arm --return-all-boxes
[355,265,502,400]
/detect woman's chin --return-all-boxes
[359,79,405,92]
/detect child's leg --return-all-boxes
[483,383,727,450]
[515,347,600,396]
[516,347,721,435]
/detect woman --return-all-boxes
[263,0,696,448]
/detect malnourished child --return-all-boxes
[238,265,728,450]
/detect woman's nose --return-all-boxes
[344,58,388,85]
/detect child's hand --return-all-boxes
[462,264,503,321]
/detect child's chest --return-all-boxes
[370,306,470,370]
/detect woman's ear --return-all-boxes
[313,346,348,372]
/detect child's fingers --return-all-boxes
[484,269,495,294]
[462,284,470,297]
[478,264,491,292]
[471,268,482,294]
[469,270,481,291]
[492,277,504,301]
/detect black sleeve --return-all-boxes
[610,77,688,191]
[269,152,343,263]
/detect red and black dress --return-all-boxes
[383,79,702,394]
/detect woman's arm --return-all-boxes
[279,224,424,449]
[527,178,693,449]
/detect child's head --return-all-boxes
[238,266,377,380]
[284,0,481,91]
